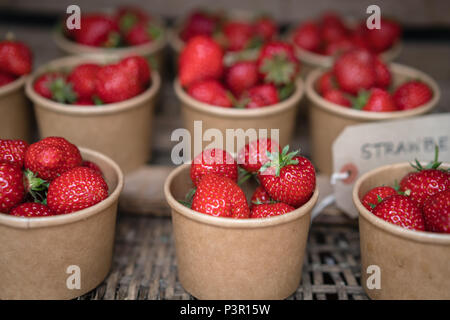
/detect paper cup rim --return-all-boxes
[305,63,440,121]
[174,77,304,118]
[25,54,161,116]
[164,164,319,228]
[352,162,450,245]
[0,147,124,229]
[0,75,28,96]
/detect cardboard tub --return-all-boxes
[164,164,319,300]
[25,55,161,174]
[352,162,450,300]
[0,147,124,300]
[306,63,440,176]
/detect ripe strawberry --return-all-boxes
[258,146,316,208]
[33,72,67,100]
[365,18,401,53]
[393,80,433,110]
[225,61,259,96]
[333,48,376,94]
[317,71,336,95]
[323,89,351,107]
[120,56,151,86]
[323,38,354,56]
[354,88,397,112]
[180,11,217,41]
[25,137,82,181]
[361,186,398,212]
[0,162,25,213]
[320,12,348,43]
[179,36,224,88]
[0,139,29,167]
[374,58,391,89]
[223,21,254,51]
[293,22,321,52]
[373,195,425,231]
[67,63,101,100]
[0,71,16,86]
[251,202,295,218]
[116,6,150,33]
[74,97,95,106]
[191,148,237,187]
[82,160,103,176]
[0,40,32,76]
[47,167,109,215]
[187,80,232,107]
[191,173,250,218]
[10,202,54,217]
[237,138,280,173]
[245,84,280,109]
[423,190,449,233]
[253,17,277,42]
[72,14,120,47]
[250,185,274,208]
[124,22,161,46]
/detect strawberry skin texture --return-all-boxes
[0,139,29,168]
[180,11,217,41]
[250,186,274,209]
[191,173,250,218]
[68,63,101,100]
[0,71,16,87]
[237,138,280,173]
[120,56,151,86]
[0,162,25,213]
[47,167,108,215]
[251,202,295,218]
[365,19,401,53]
[373,195,425,231]
[225,61,259,97]
[246,84,280,109]
[317,71,336,95]
[187,80,232,107]
[361,88,397,112]
[223,21,254,52]
[82,160,103,176]
[374,59,391,89]
[323,89,351,107]
[293,21,321,52]
[0,40,32,76]
[361,186,397,212]
[191,148,237,187]
[72,14,119,47]
[10,202,54,217]
[393,81,433,110]
[33,72,66,99]
[423,190,450,233]
[253,17,277,42]
[124,23,153,45]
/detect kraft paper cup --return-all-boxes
[0,76,33,141]
[0,147,124,300]
[175,77,304,156]
[306,63,440,175]
[25,55,161,174]
[164,164,319,300]
[353,162,450,300]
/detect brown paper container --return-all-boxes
[306,63,440,175]
[175,77,304,156]
[0,76,33,141]
[25,55,161,174]
[352,162,450,300]
[0,147,124,300]
[164,164,319,300]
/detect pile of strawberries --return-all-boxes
[33,55,151,105]
[64,6,162,47]
[179,35,300,109]
[0,137,108,217]
[361,150,449,233]
[293,12,401,56]
[317,48,433,111]
[180,9,278,52]
[182,139,316,219]
[0,39,32,87]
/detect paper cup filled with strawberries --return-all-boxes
[353,149,449,299]
[0,137,124,299]
[25,54,160,174]
[306,48,440,175]
[164,139,319,299]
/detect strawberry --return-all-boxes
[74,97,95,106]
[187,80,232,107]
[180,11,217,41]
[25,137,82,181]
[124,22,161,46]
[191,173,250,218]
[67,63,101,100]
[223,21,254,51]
[320,13,348,44]
[72,14,120,47]
[258,146,316,208]
[47,167,109,215]
[244,84,279,109]
[317,71,336,95]
[393,80,433,110]
[33,72,67,100]
[179,36,224,88]
[361,186,398,212]
[423,190,450,233]
[354,88,397,112]
[293,22,321,52]
[116,6,150,33]
[191,148,237,187]
[323,38,354,56]
[82,160,103,176]
[333,48,376,95]
[120,56,151,86]
[0,162,25,213]
[251,202,295,218]
[323,89,351,107]
[237,138,281,173]
[374,58,391,89]
[0,40,32,76]
[373,195,425,231]
[253,17,277,42]
[225,61,259,96]
[10,202,54,217]
[365,18,401,53]
[250,185,274,208]
[0,71,16,86]
[0,139,29,167]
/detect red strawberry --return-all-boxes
[74,97,95,106]
[179,36,224,88]
[0,162,25,213]
[355,88,397,112]
[10,202,54,217]
[47,167,108,214]
[187,80,232,107]
[124,22,161,46]
[374,58,391,89]
[116,6,150,33]
[250,185,274,208]
[223,21,254,51]
[373,195,425,231]
[361,186,398,212]
[317,71,336,95]
[365,18,401,53]
[25,137,82,181]
[393,80,433,110]
[245,84,279,109]
[225,61,259,96]
[180,11,217,41]
[333,48,376,95]
[191,148,237,187]
[0,40,32,76]
[191,173,250,218]
[423,190,450,233]
[253,17,277,42]
[320,13,348,44]
[120,56,151,86]
[67,63,101,100]
[33,72,67,99]
[251,202,295,218]
[0,71,16,86]
[323,38,354,56]
[82,160,103,176]
[258,147,316,208]
[237,138,281,173]
[72,14,120,47]
[323,89,351,107]
[0,139,29,168]
[293,22,321,52]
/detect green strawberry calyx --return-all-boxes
[260,52,297,86]
[410,145,443,171]
[352,90,370,110]
[50,78,77,104]
[24,169,50,204]
[179,188,196,208]
[259,145,299,177]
